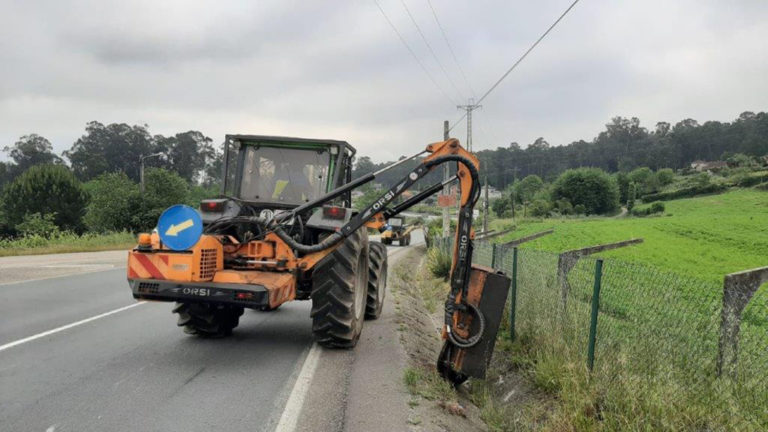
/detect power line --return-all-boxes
[373,0,457,106]
[426,0,476,98]
[399,0,465,101]
[476,0,581,106]
[448,0,582,135]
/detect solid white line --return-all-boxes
[274,343,322,432]
[0,302,145,353]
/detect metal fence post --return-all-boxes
[510,247,519,341]
[491,243,498,269]
[587,259,604,371]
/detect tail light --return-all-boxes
[201,199,226,212]
[322,206,347,220]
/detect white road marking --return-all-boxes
[274,343,322,432]
[273,240,417,431]
[0,302,145,353]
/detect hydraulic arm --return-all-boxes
[268,138,510,383]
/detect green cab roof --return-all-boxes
[225,134,356,156]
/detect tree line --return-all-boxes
[0,122,221,237]
[475,111,768,190]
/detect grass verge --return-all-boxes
[0,231,136,257]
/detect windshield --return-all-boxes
[239,145,331,204]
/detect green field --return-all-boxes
[494,188,768,281]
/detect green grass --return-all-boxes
[0,231,136,257]
[494,188,768,282]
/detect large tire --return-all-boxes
[173,302,244,338]
[365,242,388,320]
[310,229,369,348]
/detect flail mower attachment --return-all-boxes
[437,265,510,385]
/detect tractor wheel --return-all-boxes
[310,229,369,348]
[173,302,244,337]
[365,242,388,319]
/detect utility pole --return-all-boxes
[482,175,489,233]
[442,120,450,237]
[457,98,481,152]
[140,153,164,194]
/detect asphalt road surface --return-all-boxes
[0,231,423,432]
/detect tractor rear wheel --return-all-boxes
[310,229,369,348]
[173,302,244,337]
[365,242,388,319]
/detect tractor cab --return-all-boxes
[200,135,357,234]
[223,135,355,208]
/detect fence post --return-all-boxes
[491,243,498,269]
[510,247,519,341]
[587,259,604,371]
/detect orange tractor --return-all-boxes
[127,135,509,384]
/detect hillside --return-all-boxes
[495,188,768,281]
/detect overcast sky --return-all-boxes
[1,0,767,163]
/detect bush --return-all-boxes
[529,199,551,217]
[426,247,452,280]
[84,172,141,232]
[631,201,665,217]
[656,168,675,186]
[2,164,88,233]
[132,168,189,231]
[642,183,727,202]
[16,212,60,237]
[573,204,586,215]
[552,168,619,215]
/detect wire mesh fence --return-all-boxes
[429,234,767,428]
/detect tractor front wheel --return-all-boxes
[310,229,369,348]
[173,302,244,337]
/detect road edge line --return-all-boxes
[0,302,145,353]
[274,342,322,432]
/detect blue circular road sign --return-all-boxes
[157,204,203,251]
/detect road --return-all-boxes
[0,233,422,432]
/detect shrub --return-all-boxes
[552,168,619,215]
[529,199,551,217]
[642,183,727,202]
[656,168,675,186]
[132,168,189,231]
[84,172,141,232]
[427,247,452,279]
[2,164,88,233]
[631,201,665,217]
[573,204,586,215]
[16,212,60,237]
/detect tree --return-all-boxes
[627,182,636,211]
[352,156,376,179]
[2,165,88,232]
[65,121,156,181]
[83,172,141,232]
[512,175,544,204]
[656,168,675,186]
[3,134,62,177]
[491,197,511,217]
[133,168,190,231]
[551,168,619,215]
[156,131,216,183]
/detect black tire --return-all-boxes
[173,302,244,338]
[310,229,369,348]
[365,242,388,319]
